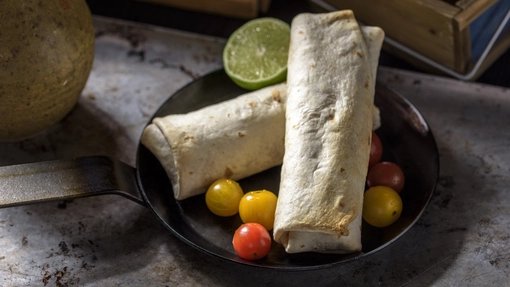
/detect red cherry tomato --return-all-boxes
[232,223,271,260]
[369,131,383,168]
[367,161,405,193]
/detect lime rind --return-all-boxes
[223,17,290,91]
[227,68,287,91]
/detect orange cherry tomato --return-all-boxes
[363,186,403,228]
[205,179,244,217]
[238,190,278,230]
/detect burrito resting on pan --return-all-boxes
[273,11,385,254]
[141,83,287,200]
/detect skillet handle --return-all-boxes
[0,156,146,208]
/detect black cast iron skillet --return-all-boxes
[0,69,439,270]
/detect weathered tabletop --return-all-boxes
[1,16,509,286]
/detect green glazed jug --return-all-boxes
[0,0,95,141]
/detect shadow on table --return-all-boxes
[0,97,136,166]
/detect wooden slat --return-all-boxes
[452,22,472,73]
[454,0,498,30]
[453,0,473,74]
[260,0,272,13]
[455,0,479,9]
[136,0,260,19]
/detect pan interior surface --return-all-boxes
[136,70,439,270]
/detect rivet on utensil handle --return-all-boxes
[0,156,145,208]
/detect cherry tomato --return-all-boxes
[239,190,278,230]
[367,161,405,193]
[369,131,383,168]
[205,179,244,217]
[232,223,272,260]
[363,186,403,228]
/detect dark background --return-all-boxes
[85,0,510,88]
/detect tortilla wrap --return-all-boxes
[273,11,385,254]
[141,83,287,200]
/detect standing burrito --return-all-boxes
[141,83,287,200]
[273,11,385,253]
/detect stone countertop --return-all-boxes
[0,16,509,286]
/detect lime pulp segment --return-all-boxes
[223,18,290,90]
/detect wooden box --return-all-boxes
[311,0,510,80]
[136,0,272,19]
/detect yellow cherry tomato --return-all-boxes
[205,179,244,217]
[363,186,403,228]
[238,190,278,230]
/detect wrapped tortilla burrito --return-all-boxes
[141,83,287,200]
[273,11,385,253]
[142,80,380,201]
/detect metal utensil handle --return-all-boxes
[0,156,145,208]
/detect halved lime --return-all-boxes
[223,18,290,91]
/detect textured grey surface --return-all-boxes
[1,16,509,286]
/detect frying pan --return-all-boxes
[0,69,439,270]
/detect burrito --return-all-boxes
[142,80,380,201]
[273,11,385,254]
[141,83,287,200]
